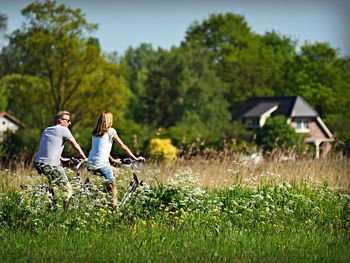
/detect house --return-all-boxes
[0,112,25,138]
[233,96,333,158]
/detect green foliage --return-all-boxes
[0,128,41,164]
[185,13,254,60]
[1,5,349,159]
[0,12,7,42]
[256,116,302,151]
[290,43,349,117]
[327,113,350,155]
[2,1,128,124]
[0,82,7,111]
[112,118,146,156]
[287,44,350,156]
[184,14,298,115]
[1,74,49,127]
[121,44,231,148]
[167,113,205,145]
[121,44,158,125]
[225,120,253,144]
[0,1,129,160]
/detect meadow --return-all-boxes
[0,155,349,262]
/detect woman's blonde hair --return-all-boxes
[92,111,113,136]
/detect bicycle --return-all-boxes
[18,158,95,211]
[66,158,111,210]
[19,172,67,211]
[19,157,144,211]
[67,157,145,209]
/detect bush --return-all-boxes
[148,138,177,163]
[256,116,303,152]
[0,128,41,166]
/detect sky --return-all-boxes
[1,0,349,57]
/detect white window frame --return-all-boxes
[295,118,310,133]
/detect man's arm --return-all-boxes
[67,137,88,160]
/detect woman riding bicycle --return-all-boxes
[87,111,145,209]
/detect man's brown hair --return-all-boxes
[54,111,71,124]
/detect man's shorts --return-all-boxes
[87,165,115,184]
[34,162,69,185]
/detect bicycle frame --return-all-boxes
[120,174,141,207]
[119,158,143,207]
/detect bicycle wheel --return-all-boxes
[19,184,57,211]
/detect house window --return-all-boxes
[245,118,260,128]
[295,118,310,132]
[296,120,302,129]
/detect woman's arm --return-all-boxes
[109,155,121,165]
[112,134,145,162]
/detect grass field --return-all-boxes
[1,225,349,262]
[0,157,349,262]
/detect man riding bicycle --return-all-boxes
[34,111,87,210]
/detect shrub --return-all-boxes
[148,138,177,162]
[256,116,303,152]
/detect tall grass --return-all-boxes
[1,155,349,191]
[143,155,350,190]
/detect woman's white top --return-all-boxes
[87,128,117,168]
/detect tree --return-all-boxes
[184,13,298,115]
[121,44,158,125]
[0,1,129,161]
[2,1,128,129]
[259,31,297,96]
[167,45,231,146]
[120,43,231,147]
[0,12,7,42]
[0,12,8,110]
[185,13,254,62]
[141,47,189,128]
[290,43,348,117]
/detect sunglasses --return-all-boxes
[61,118,71,123]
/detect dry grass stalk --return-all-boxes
[1,154,349,192]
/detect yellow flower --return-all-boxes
[149,138,177,163]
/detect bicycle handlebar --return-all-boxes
[68,157,86,171]
[121,158,136,165]
[69,157,141,170]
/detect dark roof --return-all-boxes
[233,96,319,120]
[242,102,278,117]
